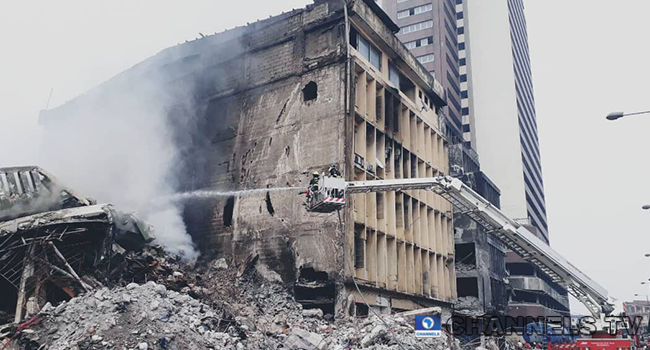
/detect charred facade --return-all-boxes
[39,0,456,317]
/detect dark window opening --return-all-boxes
[303,81,318,101]
[265,192,275,216]
[355,303,369,317]
[223,196,235,227]
[457,277,479,297]
[507,262,535,276]
[354,230,365,268]
[511,290,538,303]
[399,74,416,101]
[456,243,476,265]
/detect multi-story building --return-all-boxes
[381,0,508,316]
[39,0,457,317]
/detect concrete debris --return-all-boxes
[454,296,484,317]
[285,328,326,350]
[211,258,229,270]
[0,166,155,326]
[3,250,457,350]
[302,309,324,318]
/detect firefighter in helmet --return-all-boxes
[328,164,341,178]
[309,171,320,197]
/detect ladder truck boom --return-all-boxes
[306,175,613,319]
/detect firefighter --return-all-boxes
[327,165,342,198]
[309,172,320,196]
[328,164,341,178]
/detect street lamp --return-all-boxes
[606,110,650,121]
[642,205,650,210]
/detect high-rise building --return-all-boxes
[457,0,548,241]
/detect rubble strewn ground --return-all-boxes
[3,249,457,350]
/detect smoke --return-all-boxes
[38,58,202,261]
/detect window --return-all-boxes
[414,4,433,15]
[446,38,459,61]
[457,26,465,35]
[389,63,400,87]
[398,4,432,19]
[460,74,467,82]
[457,11,464,19]
[399,20,433,35]
[445,22,457,45]
[459,42,465,50]
[459,58,466,66]
[446,55,459,77]
[350,27,382,70]
[370,45,381,69]
[397,0,410,3]
[403,36,433,50]
[462,107,469,115]
[461,90,468,98]
[417,54,434,64]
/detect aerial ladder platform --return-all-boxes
[306,175,613,319]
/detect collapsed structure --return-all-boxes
[36,0,610,325]
[0,166,153,324]
[39,0,457,317]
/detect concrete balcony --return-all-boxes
[509,275,569,310]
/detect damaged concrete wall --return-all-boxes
[39,1,350,294]
[38,0,457,316]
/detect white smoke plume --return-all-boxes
[38,62,201,261]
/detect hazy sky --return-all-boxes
[1,1,648,314]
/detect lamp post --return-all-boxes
[606,110,650,121]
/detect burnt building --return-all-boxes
[506,225,570,319]
[449,143,508,317]
[39,0,458,317]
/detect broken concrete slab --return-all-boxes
[284,328,327,350]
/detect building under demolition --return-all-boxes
[39,0,457,317]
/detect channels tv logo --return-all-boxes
[415,315,441,338]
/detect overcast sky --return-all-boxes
[1,1,648,315]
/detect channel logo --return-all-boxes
[415,315,441,338]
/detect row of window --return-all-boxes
[404,36,433,50]
[443,3,456,28]
[397,3,433,19]
[417,54,435,64]
[399,20,433,35]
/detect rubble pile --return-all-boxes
[5,253,456,350]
